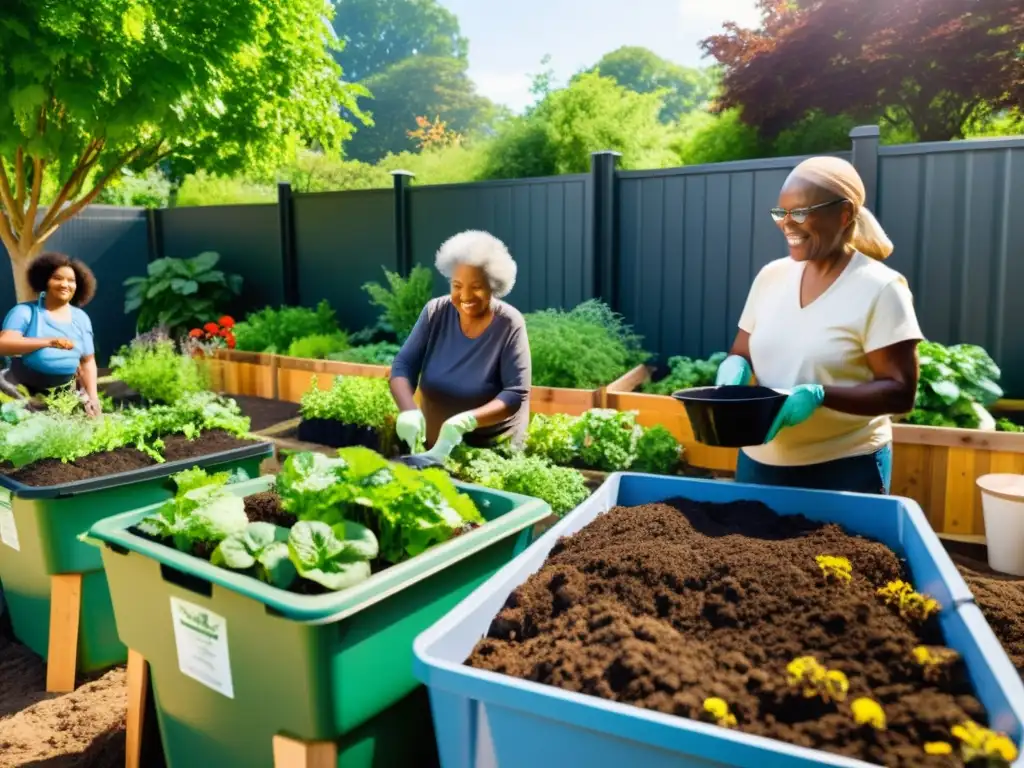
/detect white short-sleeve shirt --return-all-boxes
[740,251,923,467]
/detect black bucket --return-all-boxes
[672,385,788,447]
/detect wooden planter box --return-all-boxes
[531,365,648,417]
[604,366,739,472]
[207,350,277,399]
[890,423,1024,538]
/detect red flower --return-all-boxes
[203,322,220,334]
[218,315,235,329]
[226,335,236,349]
[188,328,203,338]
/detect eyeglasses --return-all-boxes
[770,198,848,224]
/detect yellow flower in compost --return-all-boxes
[912,646,959,680]
[785,656,848,703]
[877,580,940,622]
[816,555,852,583]
[923,742,952,755]
[952,720,1019,764]
[702,697,737,728]
[850,698,886,730]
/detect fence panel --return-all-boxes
[0,206,151,360]
[408,176,592,314]
[616,155,852,363]
[292,189,396,333]
[878,138,1024,396]
[159,204,283,316]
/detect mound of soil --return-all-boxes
[955,557,1024,676]
[0,431,262,487]
[243,491,295,528]
[467,500,990,767]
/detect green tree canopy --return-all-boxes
[0,0,363,300]
[583,47,718,123]
[345,56,494,163]
[331,0,468,82]
[483,72,677,179]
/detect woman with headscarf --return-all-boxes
[390,230,531,459]
[715,156,923,494]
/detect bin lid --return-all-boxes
[977,474,1024,502]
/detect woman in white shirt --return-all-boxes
[715,156,923,494]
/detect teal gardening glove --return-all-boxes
[764,384,825,443]
[420,411,478,463]
[715,355,753,387]
[396,409,426,452]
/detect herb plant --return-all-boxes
[363,265,434,342]
[573,409,642,472]
[109,336,209,403]
[232,300,339,353]
[523,413,577,466]
[525,300,650,389]
[299,376,397,431]
[632,426,683,475]
[123,252,242,335]
[642,352,727,395]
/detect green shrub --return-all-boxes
[233,300,339,353]
[642,352,726,395]
[329,342,401,366]
[525,300,650,389]
[300,375,397,431]
[286,332,350,360]
[123,252,242,336]
[363,265,434,342]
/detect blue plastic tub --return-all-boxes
[414,473,1024,768]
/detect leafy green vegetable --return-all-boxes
[110,336,209,403]
[137,484,248,552]
[212,522,296,589]
[363,265,434,342]
[329,342,401,366]
[907,341,1005,430]
[524,413,577,466]
[642,352,727,395]
[633,425,683,474]
[232,300,339,353]
[997,418,1024,433]
[525,300,650,389]
[299,375,397,432]
[287,520,377,591]
[573,409,643,472]
[286,332,350,360]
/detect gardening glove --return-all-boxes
[396,409,426,452]
[715,355,752,387]
[764,384,825,443]
[420,412,478,463]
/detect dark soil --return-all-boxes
[0,431,261,487]
[243,491,295,528]
[954,555,1024,676]
[467,499,990,767]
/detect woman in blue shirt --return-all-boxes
[0,252,100,415]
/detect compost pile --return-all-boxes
[956,558,1024,675]
[468,499,1001,767]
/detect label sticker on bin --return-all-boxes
[170,597,234,699]
[0,490,18,551]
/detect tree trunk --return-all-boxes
[6,237,43,303]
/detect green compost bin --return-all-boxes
[0,441,272,673]
[89,475,551,768]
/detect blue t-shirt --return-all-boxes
[2,301,95,376]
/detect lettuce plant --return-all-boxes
[137,483,248,552]
[212,522,296,589]
[287,520,378,591]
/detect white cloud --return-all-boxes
[473,71,535,114]
[678,0,761,31]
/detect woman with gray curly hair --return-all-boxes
[390,230,531,454]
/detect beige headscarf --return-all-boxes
[787,156,893,261]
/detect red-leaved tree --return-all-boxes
[702,0,1024,142]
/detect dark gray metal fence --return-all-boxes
[877,137,1024,395]
[408,175,593,313]
[0,206,151,359]
[31,127,1024,395]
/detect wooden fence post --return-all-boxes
[850,125,881,211]
[278,182,299,305]
[391,170,414,276]
[590,150,621,310]
[145,209,163,263]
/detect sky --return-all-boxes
[437,0,762,113]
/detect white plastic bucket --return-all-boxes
[977,474,1024,576]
